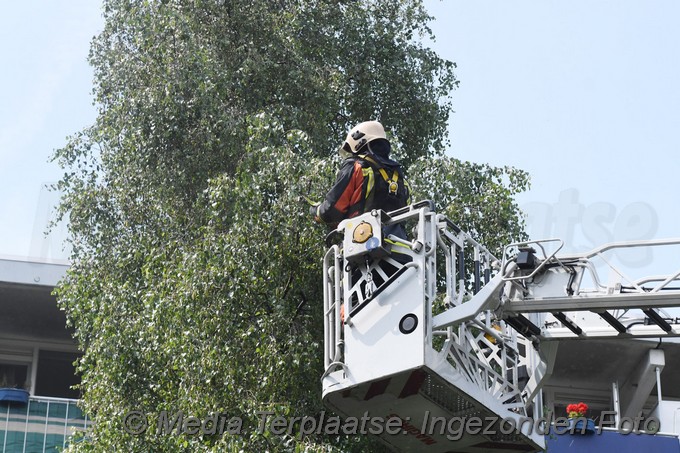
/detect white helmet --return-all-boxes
[340,121,387,155]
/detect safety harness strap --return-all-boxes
[359,154,400,196]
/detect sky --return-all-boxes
[0,1,102,262]
[424,0,680,275]
[1,1,678,278]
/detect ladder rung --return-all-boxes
[643,309,673,332]
[506,314,541,337]
[553,312,583,335]
[597,311,628,333]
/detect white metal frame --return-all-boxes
[322,202,542,422]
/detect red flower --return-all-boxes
[566,402,588,418]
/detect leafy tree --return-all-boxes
[409,156,529,253]
[53,1,527,451]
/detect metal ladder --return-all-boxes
[322,202,680,451]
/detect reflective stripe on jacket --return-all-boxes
[317,157,367,226]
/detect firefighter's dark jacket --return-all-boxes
[317,140,409,231]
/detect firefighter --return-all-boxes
[310,120,410,239]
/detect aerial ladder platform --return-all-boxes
[321,201,680,452]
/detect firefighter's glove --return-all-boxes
[309,204,321,222]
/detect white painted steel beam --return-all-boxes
[504,291,680,313]
[620,349,665,419]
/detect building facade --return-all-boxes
[0,257,86,452]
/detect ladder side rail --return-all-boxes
[424,210,439,345]
[541,325,680,339]
[474,247,481,294]
[333,249,342,364]
[436,226,465,307]
[505,291,680,314]
[500,238,680,341]
[637,275,680,287]
[650,267,680,293]
[322,245,341,369]
[435,225,456,307]
[559,237,680,261]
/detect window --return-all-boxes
[35,350,80,399]
[0,363,28,389]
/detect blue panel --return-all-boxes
[0,390,29,404]
[545,429,680,452]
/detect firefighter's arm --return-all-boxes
[316,160,361,225]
